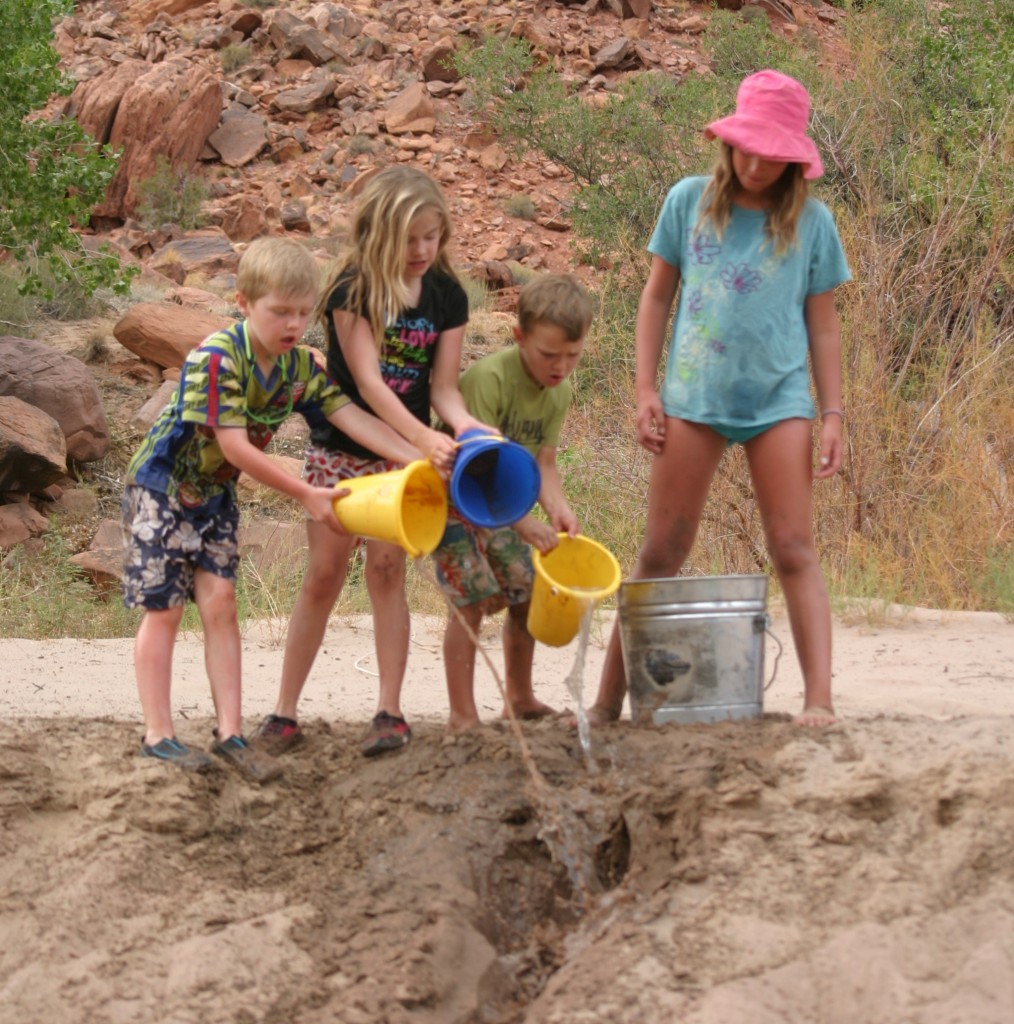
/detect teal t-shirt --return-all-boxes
[460,345,571,455]
[649,176,851,428]
[128,321,348,507]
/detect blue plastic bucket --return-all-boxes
[450,429,541,528]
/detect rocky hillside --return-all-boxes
[0,0,845,557]
[55,0,845,297]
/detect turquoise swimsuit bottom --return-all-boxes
[709,420,783,446]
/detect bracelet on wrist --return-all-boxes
[821,408,844,420]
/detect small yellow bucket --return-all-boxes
[528,534,622,646]
[332,460,447,557]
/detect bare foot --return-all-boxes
[563,704,621,730]
[794,705,836,727]
[501,699,558,721]
[447,715,482,735]
[587,704,621,727]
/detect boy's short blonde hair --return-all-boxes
[236,237,321,302]
[516,273,594,342]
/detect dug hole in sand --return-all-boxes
[1,604,1012,1023]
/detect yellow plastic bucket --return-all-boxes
[332,460,448,557]
[528,534,622,646]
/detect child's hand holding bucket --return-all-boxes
[414,426,458,474]
[302,484,353,536]
[515,515,560,555]
[326,485,353,535]
[549,504,580,541]
[329,461,447,557]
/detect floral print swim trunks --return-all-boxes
[121,484,239,609]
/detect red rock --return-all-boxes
[113,303,236,370]
[0,397,67,493]
[0,337,110,463]
[91,60,223,221]
[384,82,436,135]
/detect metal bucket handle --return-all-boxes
[757,613,784,692]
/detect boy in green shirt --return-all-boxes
[123,237,419,780]
[432,273,594,731]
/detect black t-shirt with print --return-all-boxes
[308,267,469,459]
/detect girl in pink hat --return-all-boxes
[590,70,849,727]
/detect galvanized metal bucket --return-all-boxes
[618,574,768,725]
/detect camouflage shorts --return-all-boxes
[431,521,534,611]
[121,484,239,610]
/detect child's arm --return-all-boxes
[430,324,497,438]
[635,256,681,454]
[214,427,348,533]
[326,403,423,466]
[536,446,578,536]
[513,446,578,555]
[333,310,460,472]
[805,289,844,480]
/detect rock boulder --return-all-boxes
[0,397,67,494]
[113,304,236,370]
[0,337,110,463]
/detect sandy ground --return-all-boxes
[5,604,1011,724]
[2,603,1013,1023]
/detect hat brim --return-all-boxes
[705,113,824,179]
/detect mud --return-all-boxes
[2,712,1013,1024]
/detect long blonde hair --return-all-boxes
[697,143,807,255]
[318,166,457,348]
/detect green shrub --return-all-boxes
[219,42,252,73]
[345,134,376,156]
[459,274,492,314]
[705,8,797,80]
[504,194,536,220]
[0,257,129,326]
[135,156,209,231]
[0,268,39,328]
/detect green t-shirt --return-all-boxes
[128,321,348,507]
[460,345,570,455]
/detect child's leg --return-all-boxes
[475,527,550,718]
[433,521,513,732]
[135,606,184,745]
[194,569,243,740]
[363,539,409,718]
[501,602,555,719]
[590,419,726,723]
[443,602,484,732]
[276,521,356,719]
[745,419,835,724]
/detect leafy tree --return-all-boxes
[0,0,127,296]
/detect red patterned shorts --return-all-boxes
[303,445,399,487]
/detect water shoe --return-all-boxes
[251,714,305,755]
[361,711,412,758]
[212,734,283,783]
[140,736,213,772]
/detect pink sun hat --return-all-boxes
[704,69,824,180]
